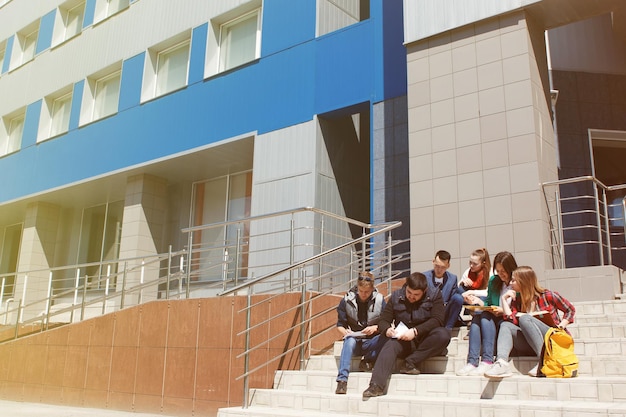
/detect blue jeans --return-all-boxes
[337,334,385,382]
[496,315,550,361]
[445,288,465,329]
[467,311,500,366]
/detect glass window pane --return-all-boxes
[94,72,120,120]
[65,3,85,40]
[50,93,72,136]
[156,42,189,96]
[22,30,38,63]
[220,12,258,71]
[8,116,24,153]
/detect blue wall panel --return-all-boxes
[69,81,84,130]
[83,0,96,28]
[0,1,409,203]
[189,24,208,85]
[2,36,13,74]
[119,53,144,112]
[22,100,42,149]
[261,0,316,56]
[36,10,55,54]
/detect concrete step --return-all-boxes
[218,389,626,417]
[274,370,626,402]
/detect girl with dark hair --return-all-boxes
[456,251,517,376]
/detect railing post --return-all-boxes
[120,262,128,309]
[554,187,565,269]
[44,272,53,331]
[19,274,27,324]
[601,187,612,265]
[186,231,193,300]
[318,218,324,292]
[103,264,111,315]
[299,267,307,371]
[242,290,252,409]
[289,218,295,291]
[138,261,145,305]
[71,269,80,323]
[235,228,242,287]
[387,233,393,295]
[178,256,184,299]
[592,181,605,265]
[81,274,88,321]
[222,249,229,292]
[166,246,172,300]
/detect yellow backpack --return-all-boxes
[540,327,579,378]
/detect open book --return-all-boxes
[344,331,367,339]
[463,305,498,312]
[516,311,557,327]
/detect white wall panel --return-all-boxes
[404,0,541,43]
[0,0,256,115]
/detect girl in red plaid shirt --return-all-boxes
[484,266,575,378]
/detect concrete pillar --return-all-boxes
[406,10,558,275]
[117,174,168,304]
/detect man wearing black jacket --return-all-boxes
[362,272,451,398]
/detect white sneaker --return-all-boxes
[468,362,491,376]
[456,363,476,376]
[528,363,539,377]
[484,359,513,378]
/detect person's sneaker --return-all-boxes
[484,359,513,378]
[335,380,347,394]
[399,361,421,375]
[456,363,476,376]
[362,382,384,398]
[359,359,374,372]
[468,362,491,376]
[527,363,539,377]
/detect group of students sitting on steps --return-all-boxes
[334,249,576,398]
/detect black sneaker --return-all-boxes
[335,380,347,394]
[362,382,384,398]
[359,359,374,372]
[399,361,421,375]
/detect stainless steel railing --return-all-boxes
[542,176,626,269]
[218,218,408,408]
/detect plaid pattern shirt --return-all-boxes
[507,289,575,327]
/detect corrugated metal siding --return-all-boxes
[318,0,360,37]
[403,0,541,44]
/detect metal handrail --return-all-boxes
[542,175,626,269]
[217,219,407,408]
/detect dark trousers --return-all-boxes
[370,326,450,388]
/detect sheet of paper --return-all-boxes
[392,321,409,338]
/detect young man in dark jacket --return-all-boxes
[335,271,386,394]
[362,272,450,398]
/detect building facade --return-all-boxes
[404,0,626,289]
[0,0,408,316]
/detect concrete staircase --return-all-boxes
[217,300,626,417]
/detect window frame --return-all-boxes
[80,64,123,126]
[1,109,26,157]
[94,0,129,25]
[39,88,73,142]
[155,40,190,97]
[218,9,261,73]
[52,0,86,47]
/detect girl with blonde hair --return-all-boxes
[484,266,576,378]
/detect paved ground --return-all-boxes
[0,400,167,416]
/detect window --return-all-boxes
[156,41,190,96]
[80,65,122,125]
[219,10,261,72]
[317,0,369,36]
[39,88,73,141]
[10,21,40,70]
[93,72,121,120]
[141,32,190,102]
[0,110,25,156]
[94,0,129,24]
[52,0,86,46]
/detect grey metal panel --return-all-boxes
[404,0,541,43]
